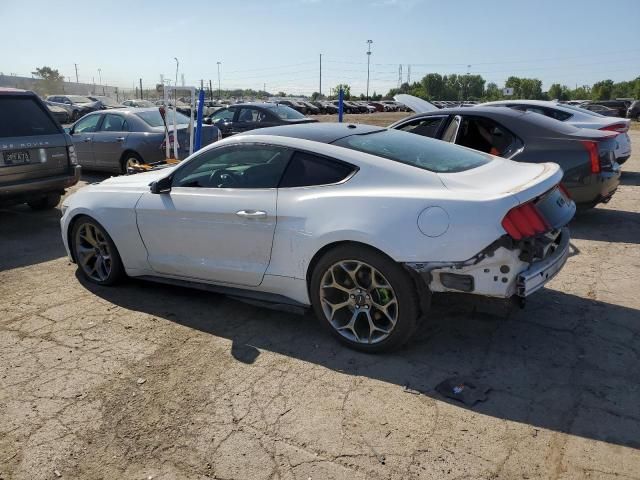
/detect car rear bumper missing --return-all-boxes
[516,227,570,297]
[406,227,571,300]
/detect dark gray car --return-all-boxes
[68,108,221,174]
[46,95,101,122]
[389,106,621,208]
[1,88,80,209]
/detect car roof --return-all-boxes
[238,122,384,143]
[0,87,35,96]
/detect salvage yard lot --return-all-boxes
[1,116,639,479]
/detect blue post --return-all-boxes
[194,88,205,151]
[338,88,344,123]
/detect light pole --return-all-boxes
[366,40,373,101]
[216,62,221,100]
[98,68,102,85]
[174,57,179,89]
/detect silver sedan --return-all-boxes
[68,108,221,174]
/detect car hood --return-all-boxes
[393,94,438,113]
[93,168,175,190]
[438,156,563,204]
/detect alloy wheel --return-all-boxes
[319,260,398,344]
[75,223,113,282]
[125,157,141,171]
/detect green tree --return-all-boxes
[421,73,446,100]
[591,80,614,100]
[484,82,502,101]
[333,84,351,100]
[32,66,64,95]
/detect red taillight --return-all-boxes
[581,140,600,174]
[501,201,550,241]
[599,123,628,133]
[558,182,572,199]
[160,133,175,150]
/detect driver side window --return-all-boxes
[172,145,291,189]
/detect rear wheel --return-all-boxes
[27,193,61,210]
[121,152,144,174]
[310,245,421,353]
[71,216,124,285]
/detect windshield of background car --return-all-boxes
[0,96,60,137]
[68,95,93,103]
[97,97,120,106]
[135,109,191,127]
[333,128,492,173]
[270,104,306,119]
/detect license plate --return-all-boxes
[3,150,31,165]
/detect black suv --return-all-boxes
[1,88,81,210]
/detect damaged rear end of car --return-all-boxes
[407,159,575,303]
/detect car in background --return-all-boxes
[1,88,80,210]
[627,100,640,120]
[61,122,574,352]
[45,101,71,124]
[204,102,316,138]
[276,99,308,114]
[300,101,320,115]
[154,100,192,116]
[46,95,101,122]
[480,100,632,164]
[87,95,125,110]
[68,108,221,174]
[585,100,630,118]
[122,99,156,108]
[330,100,356,113]
[390,102,621,208]
[580,104,619,117]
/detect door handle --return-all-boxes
[236,210,267,218]
[115,137,125,142]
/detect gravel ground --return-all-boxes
[1,120,639,480]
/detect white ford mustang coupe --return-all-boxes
[61,123,575,352]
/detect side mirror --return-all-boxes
[204,117,212,125]
[150,175,172,194]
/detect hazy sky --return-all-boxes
[2,0,639,95]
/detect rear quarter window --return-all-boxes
[279,151,355,187]
[0,96,60,137]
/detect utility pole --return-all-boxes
[209,79,213,101]
[216,62,221,100]
[98,68,102,85]
[319,53,322,97]
[398,65,402,89]
[407,65,411,84]
[74,63,79,83]
[263,82,266,94]
[139,78,143,99]
[174,57,179,88]
[366,40,373,101]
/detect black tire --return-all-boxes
[71,215,124,286]
[310,244,421,353]
[121,152,144,174]
[27,193,61,211]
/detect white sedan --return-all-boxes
[480,100,632,164]
[60,123,575,352]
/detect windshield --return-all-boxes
[333,129,492,173]
[135,109,191,127]
[68,95,93,103]
[267,104,306,120]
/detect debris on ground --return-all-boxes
[435,377,491,406]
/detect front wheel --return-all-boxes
[71,216,124,285]
[310,245,421,353]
